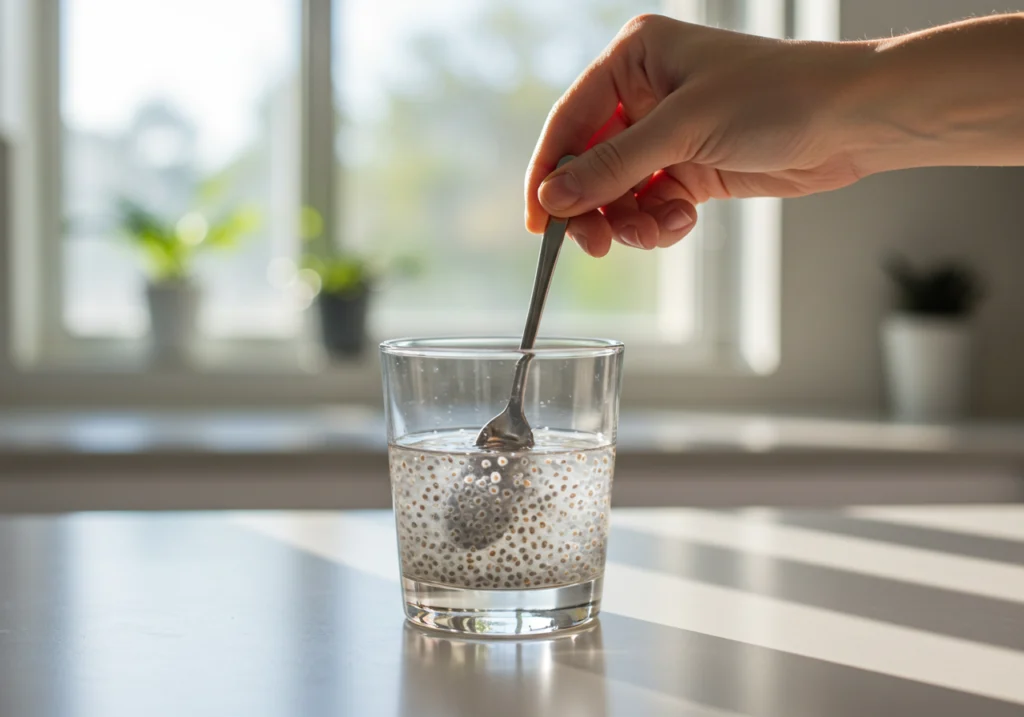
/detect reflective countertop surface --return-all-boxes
[2,506,1023,716]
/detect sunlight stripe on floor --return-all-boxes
[602,561,1024,706]
[846,505,1024,543]
[235,513,745,717]
[236,511,1024,706]
[234,511,400,581]
[612,508,1024,604]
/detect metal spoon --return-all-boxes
[475,155,575,452]
[443,156,573,550]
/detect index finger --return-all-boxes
[524,48,622,234]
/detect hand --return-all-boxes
[525,14,870,257]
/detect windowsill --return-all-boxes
[4,408,1020,511]
[18,334,755,377]
[2,407,1023,463]
[2,335,767,409]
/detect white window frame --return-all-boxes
[0,0,830,406]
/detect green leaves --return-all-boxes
[204,205,262,249]
[302,253,368,295]
[119,198,188,281]
[120,195,415,297]
[118,198,261,283]
[298,204,421,296]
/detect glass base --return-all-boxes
[402,576,602,637]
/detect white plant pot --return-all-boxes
[146,281,200,364]
[882,314,972,422]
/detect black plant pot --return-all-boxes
[317,290,369,359]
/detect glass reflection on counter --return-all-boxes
[399,622,608,717]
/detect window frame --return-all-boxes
[0,0,808,407]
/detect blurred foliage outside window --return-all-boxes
[61,0,687,342]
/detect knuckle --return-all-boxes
[624,13,663,38]
[588,142,627,182]
[610,14,660,57]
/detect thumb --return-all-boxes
[537,96,692,218]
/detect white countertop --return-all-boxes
[3,505,1024,715]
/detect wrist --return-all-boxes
[827,39,935,177]
[833,14,1024,175]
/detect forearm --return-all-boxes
[840,13,1024,175]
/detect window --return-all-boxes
[1,0,811,391]
[61,0,301,339]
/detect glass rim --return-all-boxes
[379,336,624,359]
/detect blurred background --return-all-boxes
[1,0,1023,510]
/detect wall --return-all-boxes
[626,0,1024,417]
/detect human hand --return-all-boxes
[525,14,870,256]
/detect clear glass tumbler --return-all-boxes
[380,337,623,636]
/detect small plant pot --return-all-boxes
[146,280,200,365]
[317,290,369,359]
[882,313,972,422]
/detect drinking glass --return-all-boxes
[380,337,623,636]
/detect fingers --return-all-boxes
[569,200,694,254]
[525,16,667,234]
[567,211,613,258]
[643,199,698,248]
[601,193,660,250]
[566,167,701,256]
[536,93,693,220]
[637,170,698,247]
[524,54,623,234]
[567,197,696,255]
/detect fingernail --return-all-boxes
[617,225,642,249]
[539,172,582,211]
[663,208,694,232]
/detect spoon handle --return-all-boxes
[519,155,575,351]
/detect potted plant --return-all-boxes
[882,255,984,422]
[299,208,419,359]
[119,199,260,363]
[302,253,375,358]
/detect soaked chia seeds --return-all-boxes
[389,429,614,590]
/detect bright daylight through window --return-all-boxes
[41,0,786,370]
[61,0,301,338]
[58,0,701,350]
